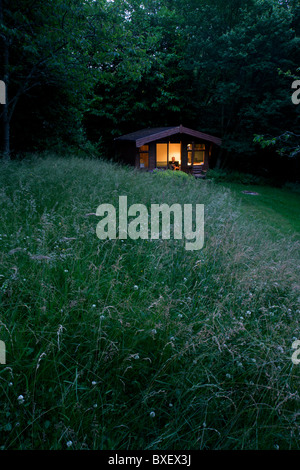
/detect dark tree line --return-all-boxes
[1,0,299,179]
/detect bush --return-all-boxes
[152,169,192,180]
[207,169,268,185]
[283,181,300,194]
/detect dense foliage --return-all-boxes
[1,0,299,178]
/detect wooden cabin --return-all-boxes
[114,125,222,176]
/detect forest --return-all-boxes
[1,0,300,180]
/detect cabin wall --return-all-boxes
[117,135,216,172]
[149,143,156,170]
[203,145,210,171]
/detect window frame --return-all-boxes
[187,142,205,166]
[156,142,181,168]
[139,145,149,168]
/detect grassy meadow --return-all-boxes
[0,154,299,450]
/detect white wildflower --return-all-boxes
[149,411,155,418]
[17,395,25,404]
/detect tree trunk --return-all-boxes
[2,99,10,160]
[215,148,223,169]
[3,41,9,160]
[0,0,10,160]
[214,103,225,169]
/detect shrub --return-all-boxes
[283,181,300,194]
[152,169,192,180]
[207,169,267,185]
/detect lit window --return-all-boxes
[187,143,192,165]
[139,145,149,168]
[194,143,205,165]
[156,143,168,167]
[187,143,205,165]
[169,143,181,165]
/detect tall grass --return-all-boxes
[0,154,299,450]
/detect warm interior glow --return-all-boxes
[139,154,149,168]
[194,143,205,165]
[139,145,149,168]
[187,147,192,165]
[169,143,181,164]
[187,143,205,165]
[156,143,168,167]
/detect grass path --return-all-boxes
[219,183,300,238]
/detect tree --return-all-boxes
[85,0,190,150]
[0,0,103,159]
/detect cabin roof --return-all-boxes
[115,125,222,147]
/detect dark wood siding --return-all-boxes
[149,142,156,170]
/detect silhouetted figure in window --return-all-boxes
[169,157,179,170]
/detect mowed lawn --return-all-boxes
[0,155,299,450]
[219,182,300,238]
